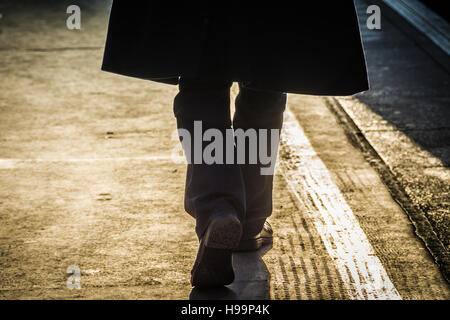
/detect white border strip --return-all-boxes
[279,109,401,300]
[383,0,450,55]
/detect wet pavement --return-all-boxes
[0,1,449,299]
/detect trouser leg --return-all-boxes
[173,78,246,239]
[233,83,287,237]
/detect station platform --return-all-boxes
[0,0,448,299]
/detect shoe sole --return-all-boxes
[190,215,242,288]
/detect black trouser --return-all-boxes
[173,78,287,239]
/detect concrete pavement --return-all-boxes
[336,0,450,278]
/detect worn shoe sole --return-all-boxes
[190,215,242,288]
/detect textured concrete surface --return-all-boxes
[0,1,449,299]
[341,0,450,252]
[271,95,449,299]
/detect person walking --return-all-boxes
[102,2,369,288]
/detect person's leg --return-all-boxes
[233,82,287,240]
[173,77,246,238]
[174,77,248,287]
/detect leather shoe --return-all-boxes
[190,214,242,287]
[234,221,273,252]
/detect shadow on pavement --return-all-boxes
[189,244,272,300]
[353,0,450,167]
[349,0,450,252]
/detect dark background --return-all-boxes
[420,0,449,22]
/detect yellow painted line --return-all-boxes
[279,109,401,300]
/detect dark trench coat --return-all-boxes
[102,2,369,95]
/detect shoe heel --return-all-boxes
[204,215,242,249]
